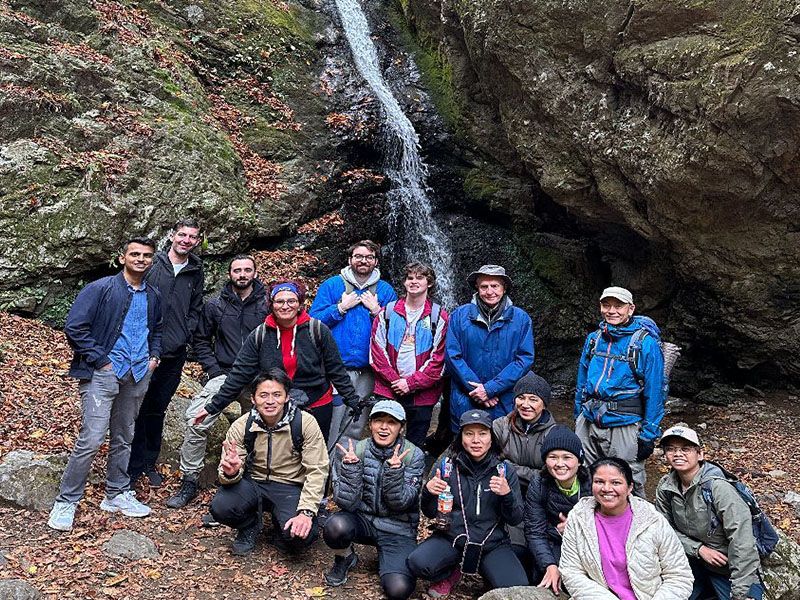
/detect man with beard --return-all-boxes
[310,240,397,445]
[166,254,268,508]
[445,265,535,430]
[128,218,204,487]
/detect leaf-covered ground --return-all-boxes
[1,310,799,598]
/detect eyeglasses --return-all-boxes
[352,254,376,262]
[273,299,299,306]
[664,446,697,455]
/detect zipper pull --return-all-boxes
[476,483,481,516]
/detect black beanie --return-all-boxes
[541,426,584,462]
[513,371,552,406]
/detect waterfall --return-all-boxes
[333,0,457,309]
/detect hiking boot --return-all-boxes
[324,549,358,586]
[166,476,198,509]
[201,513,220,528]
[232,520,261,556]
[428,568,461,598]
[47,501,77,531]
[145,469,164,488]
[100,491,151,517]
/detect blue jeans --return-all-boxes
[57,368,152,502]
[688,557,764,600]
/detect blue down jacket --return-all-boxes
[333,436,425,539]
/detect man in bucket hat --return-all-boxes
[445,265,535,431]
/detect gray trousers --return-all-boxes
[57,368,152,503]
[575,414,646,498]
[334,368,375,448]
[178,375,248,478]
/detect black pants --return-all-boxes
[323,511,416,600]
[210,478,318,551]
[128,352,185,479]
[307,401,333,447]
[404,405,434,448]
[407,535,528,589]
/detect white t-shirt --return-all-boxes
[396,305,424,378]
[173,260,188,275]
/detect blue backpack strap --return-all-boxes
[700,481,721,536]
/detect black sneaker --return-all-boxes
[201,513,220,528]
[324,550,358,586]
[232,521,261,556]
[166,477,198,509]
[146,469,164,488]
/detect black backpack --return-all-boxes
[700,461,779,559]
[253,318,322,351]
[242,409,304,474]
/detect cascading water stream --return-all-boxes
[333,0,457,308]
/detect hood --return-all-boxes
[599,314,661,340]
[221,278,267,305]
[248,400,297,434]
[340,266,381,289]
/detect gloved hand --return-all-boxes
[636,438,656,462]
[348,399,365,421]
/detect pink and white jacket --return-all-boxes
[369,298,448,407]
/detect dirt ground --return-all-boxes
[1,311,799,599]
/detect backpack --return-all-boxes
[700,461,779,559]
[242,408,304,474]
[383,300,442,337]
[342,275,378,296]
[253,318,322,351]
[355,437,416,467]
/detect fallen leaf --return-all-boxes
[305,587,326,598]
[104,575,128,587]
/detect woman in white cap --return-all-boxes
[407,409,528,597]
[655,426,764,600]
[322,399,425,600]
[560,457,693,599]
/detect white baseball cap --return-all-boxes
[600,286,634,304]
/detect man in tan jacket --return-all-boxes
[209,368,329,556]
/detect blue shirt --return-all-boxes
[108,282,151,382]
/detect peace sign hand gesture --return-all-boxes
[335,438,360,464]
[220,439,242,477]
[387,443,411,469]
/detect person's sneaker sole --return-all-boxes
[47,517,73,531]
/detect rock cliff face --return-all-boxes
[400,0,800,387]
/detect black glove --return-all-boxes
[348,399,366,421]
[636,438,655,462]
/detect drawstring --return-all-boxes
[276,324,299,357]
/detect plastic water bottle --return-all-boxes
[435,485,454,530]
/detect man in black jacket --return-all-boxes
[128,218,204,487]
[166,254,268,508]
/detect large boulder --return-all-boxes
[0,579,40,600]
[0,450,67,511]
[401,0,800,386]
[158,375,241,487]
[763,530,800,600]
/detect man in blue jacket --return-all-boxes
[47,237,163,531]
[128,218,204,487]
[310,240,397,445]
[445,265,535,431]
[574,286,665,497]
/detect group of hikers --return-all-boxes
[45,219,768,600]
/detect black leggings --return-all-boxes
[407,535,528,589]
[307,401,333,446]
[323,511,416,600]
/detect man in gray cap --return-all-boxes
[445,265,535,431]
[574,286,665,497]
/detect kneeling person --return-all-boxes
[210,368,329,556]
[323,400,425,600]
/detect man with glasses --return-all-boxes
[166,254,268,509]
[655,426,764,600]
[128,217,205,488]
[310,240,397,445]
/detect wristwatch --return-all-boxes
[297,509,315,518]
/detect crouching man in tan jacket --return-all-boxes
[210,368,329,556]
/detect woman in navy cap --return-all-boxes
[407,409,528,596]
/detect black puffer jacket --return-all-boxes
[193,280,268,378]
[205,314,358,415]
[492,410,558,492]
[523,468,591,569]
[333,437,425,539]
[421,450,523,553]
[144,251,204,357]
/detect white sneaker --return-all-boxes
[47,501,77,531]
[100,491,151,517]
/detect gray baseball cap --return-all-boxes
[600,286,634,304]
[467,265,512,290]
[370,399,406,422]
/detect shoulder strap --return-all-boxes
[368,281,378,295]
[254,323,267,350]
[401,438,415,466]
[430,303,441,334]
[626,328,650,381]
[355,438,368,462]
[243,412,257,474]
[383,300,397,331]
[290,409,304,455]
[309,318,321,350]
[340,275,355,295]
[588,329,602,356]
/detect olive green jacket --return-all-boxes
[655,461,761,600]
